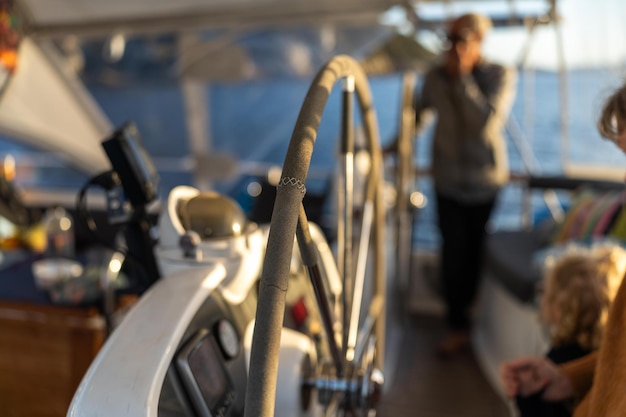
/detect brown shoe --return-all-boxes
[436,330,470,358]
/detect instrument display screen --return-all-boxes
[102,122,160,208]
[176,329,235,417]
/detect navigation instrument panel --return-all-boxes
[176,329,236,417]
[102,122,160,208]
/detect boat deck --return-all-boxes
[377,314,512,417]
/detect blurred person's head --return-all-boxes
[444,13,492,76]
[598,83,626,153]
[540,246,626,351]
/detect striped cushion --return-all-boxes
[552,188,625,244]
[594,194,624,236]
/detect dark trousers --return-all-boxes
[435,192,496,330]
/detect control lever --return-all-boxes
[179,230,202,260]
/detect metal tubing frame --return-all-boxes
[340,75,355,361]
[394,72,416,312]
[296,206,345,377]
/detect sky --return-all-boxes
[393,0,626,70]
[487,0,626,69]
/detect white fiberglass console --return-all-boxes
[67,186,334,417]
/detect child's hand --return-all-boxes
[500,356,573,401]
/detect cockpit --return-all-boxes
[64,120,346,417]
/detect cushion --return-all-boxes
[580,192,612,234]
[485,224,554,304]
[552,188,624,244]
[593,195,623,236]
[609,206,626,240]
[487,186,626,305]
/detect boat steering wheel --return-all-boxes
[244,55,387,417]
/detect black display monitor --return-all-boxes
[176,329,236,417]
[102,122,159,208]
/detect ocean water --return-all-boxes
[3,66,626,248]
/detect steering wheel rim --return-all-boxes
[244,55,386,417]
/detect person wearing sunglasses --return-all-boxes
[406,13,517,357]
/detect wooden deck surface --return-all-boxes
[377,314,513,417]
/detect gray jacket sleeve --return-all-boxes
[413,71,437,133]
[450,64,517,133]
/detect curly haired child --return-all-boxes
[515,245,626,417]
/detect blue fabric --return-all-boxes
[0,251,49,304]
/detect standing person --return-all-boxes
[499,83,626,417]
[405,13,518,355]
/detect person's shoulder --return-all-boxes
[478,60,516,77]
[478,60,517,85]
